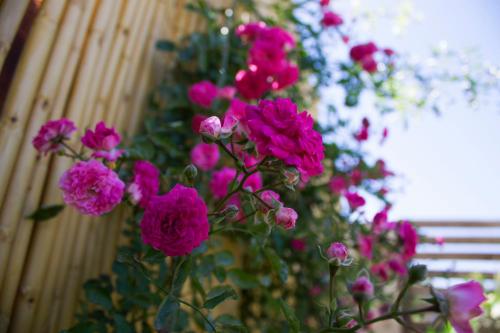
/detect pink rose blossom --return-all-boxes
[380,127,389,144]
[235,69,271,100]
[360,55,378,73]
[439,281,486,333]
[209,167,237,199]
[217,85,236,100]
[371,263,390,281]
[354,118,370,142]
[351,276,374,300]
[383,48,395,56]
[242,172,263,192]
[372,209,388,233]
[244,98,324,178]
[271,62,300,90]
[188,80,218,108]
[435,236,445,246]
[259,190,282,211]
[350,42,378,62]
[349,168,363,185]
[190,143,220,171]
[387,255,407,276]
[249,40,288,74]
[127,160,160,208]
[258,26,296,49]
[291,238,307,252]
[326,242,349,261]
[276,207,298,230]
[59,160,125,216]
[322,11,343,27]
[398,220,418,260]
[358,234,373,259]
[32,118,77,154]
[345,192,365,210]
[199,116,222,138]
[81,121,123,161]
[140,184,209,257]
[329,176,347,194]
[236,22,267,41]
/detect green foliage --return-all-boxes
[26,204,65,222]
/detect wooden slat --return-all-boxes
[415,253,500,260]
[422,237,500,244]
[413,221,500,227]
[427,271,498,278]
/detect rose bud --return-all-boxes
[199,116,222,140]
[326,242,349,264]
[275,207,298,230]
[350,276,374,302]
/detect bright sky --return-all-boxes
[321,0,500,221]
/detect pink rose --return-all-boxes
[235,69,271,100]
[276,207,298,230]
[439,281,487,333]
[242,172,263,192]
[249,40,288,74]
[81,121,123,161]
[351,276,374,301]
[345,192,365,210]
[326,242,349,262]
[372,209,388,233]
[329,176,347,194]
[387,255,407,276]
[349,42,378,62]
[398,220,418,260]
[358,234,373,259]
[217,85,237,100]
[349,168,363,185]
[127,160,160,208]
[209,167,237,199]
[371,263,390,281]
[435,236,445,246]
[360,55,378,73]
[258,26,296,49]
[32,118,77,154]
[236,22,267,41]
[140,184,209,256]
[188,80,218,108]
[354,118,370,142]
[290,238,307,252]
[271,62,300,90]
[199,116,222,139]
[259,190,282,211]
[190,143,220,171]
[322,11,343,27]
[59,160,125,216]
[244,98,324,178]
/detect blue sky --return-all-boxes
[320,0,500,220]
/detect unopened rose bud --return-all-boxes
[222,204,239,219]
[275,207,298,230]
[183,164,198,183]
[282,167,300,186]
[199,116,221,140]
[259,190,282,212]
[127,183,142,206]
[350,276,374,302]
[408,264,427,285]
[326,242,349,264]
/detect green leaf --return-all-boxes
[203,285,238,309]
[112,314,133,333]
[172,256,192,292]
[83,279,113,311]
[264,248,288,283]
[142,245,165,263]
[279,299,300,333]
[156,39,176,51]
[214,251,234,267]
[216,315,248,332]
[26,204,64,222]
[227,269,259,289]
[154,295,179,331]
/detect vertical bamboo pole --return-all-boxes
[0,0,66,207]
[6,1,123,330]
[0,0,31,70]
[0,0,86,310]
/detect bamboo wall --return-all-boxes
[0,0,223,332]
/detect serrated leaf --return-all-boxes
[26,204,64,222]
[203,285,238,309]
[228,269,259,289]
[279,299,300,333]
[154,295,179,331]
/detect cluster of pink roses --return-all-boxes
[235,22,299,99]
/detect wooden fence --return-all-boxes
[0,1,227,332]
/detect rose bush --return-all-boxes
[27,1,495,332]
